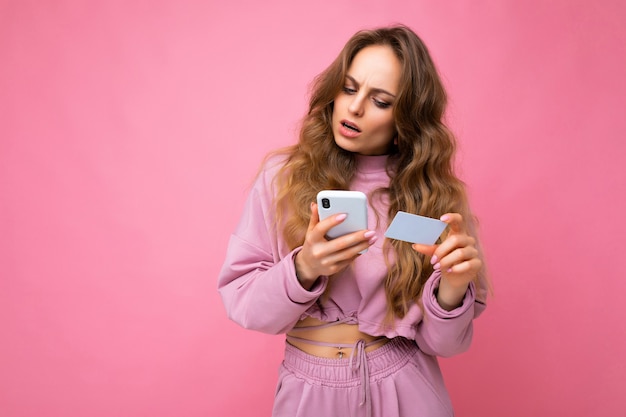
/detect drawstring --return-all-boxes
[286,317,381,417]
[348,339,372,417]
[286,334,376,417]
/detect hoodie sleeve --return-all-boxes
[217,162,328,335]
[414,271,487,357]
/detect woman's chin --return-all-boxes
[333,137,358,154]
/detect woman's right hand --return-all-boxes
[294,202,377,290]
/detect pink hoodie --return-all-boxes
[218,153,486,358]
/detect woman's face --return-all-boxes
[332,45,401,156]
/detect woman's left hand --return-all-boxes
[412,213,482,311]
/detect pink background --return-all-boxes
[2,1,625,416]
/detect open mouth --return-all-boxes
[342,121,361,132]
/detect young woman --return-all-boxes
[218,25,488,417]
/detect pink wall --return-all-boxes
[2,1,625,416]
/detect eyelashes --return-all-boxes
[342,87,392,109]
[373,99,391,109]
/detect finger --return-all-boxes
[445,257,482,275]
[435,234,475,259]
[318,255,359,276]
[430,234,475,266]
[438,246,479,271]
[412,243,437,257]
[303,203,330,252]
[307,202,320,232]
[321,238,373,269]
[440,213,466,234]
[315,210,353,238]
[336,229,375,245]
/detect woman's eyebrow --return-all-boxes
[346,74,397,98]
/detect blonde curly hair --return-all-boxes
[268,25,484,323]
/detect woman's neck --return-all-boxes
[355,153,388,173]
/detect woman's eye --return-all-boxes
[343,87,357,94]
[373,99,391,109]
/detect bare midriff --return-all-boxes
[286,316,389,359]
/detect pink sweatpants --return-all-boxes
[272,337,454,417]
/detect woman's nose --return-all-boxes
[348,94,364,116]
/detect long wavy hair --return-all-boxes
[268,25,484,323]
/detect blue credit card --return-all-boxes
[384,211,447,245]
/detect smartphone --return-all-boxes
[316,190,368,240]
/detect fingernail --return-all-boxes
[336,213,347,221]
[440,215,450,222]
[447,268,453,273]
[364,231,376,238]
[368,235,378,245]
[430,255,438,265]
[434,262,441,270]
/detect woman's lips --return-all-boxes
[339,120,361,138]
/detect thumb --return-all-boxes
[412,243,437,257]
[308,202,320,232]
